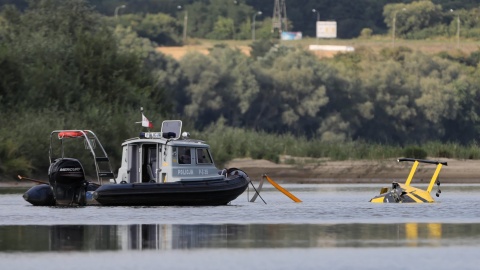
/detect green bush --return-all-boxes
[437,150,452,158]
[403,146,428,159]
[360,28,373,39]
[0,138,33,179]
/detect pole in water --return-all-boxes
[263,174,302,202]
[250,174,266,203]
[249,180,267,204]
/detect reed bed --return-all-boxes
[197,126,480,166]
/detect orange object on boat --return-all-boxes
[58,131,85,139]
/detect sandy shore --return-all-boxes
[226,157,480,184]
[2,157,480,187]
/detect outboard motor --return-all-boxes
[48,158,87,206]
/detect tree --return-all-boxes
[179,46,259,128]
[108,13,182,46]
[354,50,421,143]
[208,16,235,40]
[113,25,185,115]
[249,38,277,59]
[252,46,338,136]
[0,0,173,175]
[209,46,259,125]
[384,1,443,39]
[179,51,222,127]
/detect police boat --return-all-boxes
[23,120,249,206]
[369,158,446,203]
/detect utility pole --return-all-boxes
[392,8,406,48]
[183,10,188,43]
[178,6,188,44]
[252,11,262,41]
[450,9,461,49]
[456,15,460,49]
[114,5,126,18]
[272,0,287,38]
[312,9,319,43]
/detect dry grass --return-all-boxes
[156,40,252,60]
[156,37,480,60]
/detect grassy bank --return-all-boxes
[196,125,480,167]
[1,125,479,182]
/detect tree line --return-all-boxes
[3,1,480,41]
[92,0,480,40]
[1,0,480,179]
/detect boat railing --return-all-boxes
[49,130,115,185]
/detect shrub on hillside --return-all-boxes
[360,28,373,39]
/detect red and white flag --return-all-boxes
[142,113,153,128]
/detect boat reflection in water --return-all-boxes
[1,223,480,252]
[119,224,238,250]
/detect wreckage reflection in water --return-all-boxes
[1,223,480,252]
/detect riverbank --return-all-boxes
[2,157,480,187]
[226,157,480,184]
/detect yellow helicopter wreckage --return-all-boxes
[370,158,446,203]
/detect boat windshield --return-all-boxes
[197,148,213,164]
[178,147,191,164]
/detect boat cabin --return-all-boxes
[115,120,223,184]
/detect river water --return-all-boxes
[1,183,480,269]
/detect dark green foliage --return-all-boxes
[0,138,33,177]
[108,13,182,46]
[249,38,277,59]
[379,46,413,62]
[0,0,172,179]
[403,146,428,159]
[0,0,157,112]
[0,45,22,107]
[466,50,480,66]
[437,49,480,67]
[207,16,235,40]
[437,149,452,158]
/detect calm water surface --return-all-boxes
[1,183,480,269]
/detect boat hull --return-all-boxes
[23,184,56,206]
[93,175,249,206]
[23,183,100,206]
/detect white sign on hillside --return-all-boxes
[316,21,337,38]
